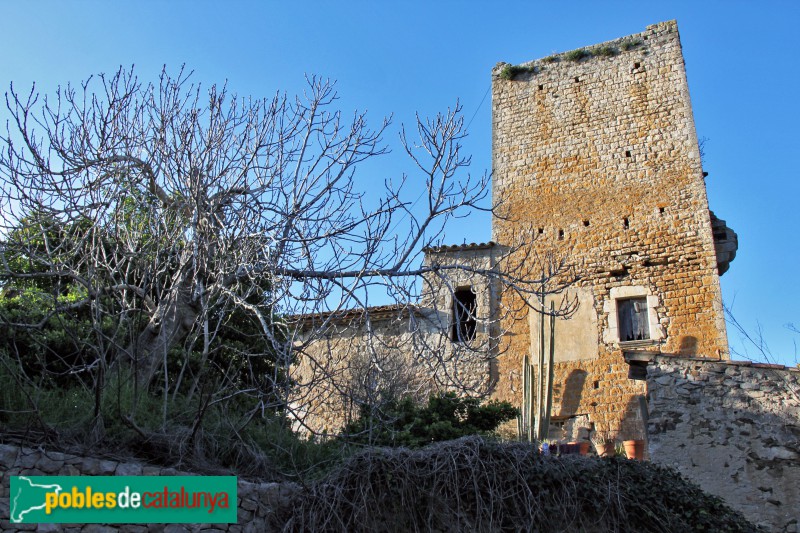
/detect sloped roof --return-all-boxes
[423,241,497,253]
[287,303,422,327]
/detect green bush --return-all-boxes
[621,38,643,51]
[565,48,591,61]
[340,392,519,447]
[499,64,537,80]
[595,45,617,57]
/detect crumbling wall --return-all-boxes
[646,356,800,531]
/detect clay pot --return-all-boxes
[595,442,616,458]
[623,439,645,460]
[569,441,591,455]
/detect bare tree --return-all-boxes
[0,66,574,453]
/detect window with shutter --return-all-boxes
[617,297,650,341]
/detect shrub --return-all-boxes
[565,48,591,62]
[499,64,537,80]
[340,392,519,447]
[595,45,617,57]
[621,38,643,51]
[286,437,761,532]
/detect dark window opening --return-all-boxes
[617,297,650,341]
[538,84,544,90]
[593,381,600,389]
[659,207,666,214]
[623,217,630,229]
[625,150,631,157]
[538,227,544,234]
[634,62,641,68]
[558,229,564,240]
[574,77,580,83]
[583,220,590,227]
[452,288,477,343]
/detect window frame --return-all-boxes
[451,286,477,343]
[616,296,651,342]
[603,286,663,345]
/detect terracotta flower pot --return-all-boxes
[623,439,645,460]
[569,441,590,455]
[595,442,616,457]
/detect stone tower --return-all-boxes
[491,21,733,439]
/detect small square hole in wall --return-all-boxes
[574,77,579,83]
[659,207,666,214]
[583,220,590,227]
[593,381,599,389]
[633,62,640,69]
[625,150,631,157]
[558,229,564,240]
[623,217,630,229]
[538,227,544,234]
[538,84,544,90]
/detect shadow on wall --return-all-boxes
[620,394,645,441]
[678,335,698,356]
[559,369,588,417]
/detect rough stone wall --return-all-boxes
[645,356,800,532]
[491,20,728,439]
[289,244,497,435]
[0,444,298,532]
[290,309,426,435]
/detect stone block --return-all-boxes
[240,498,258,512]
[115,462,143,476]
[17,452,39,469]
[35,455,65,473]
[0,444,19,467]
[83,458,118,475]
[59,464,81,476]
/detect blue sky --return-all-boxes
[1,1,797,365]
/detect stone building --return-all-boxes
[290,20,737,442]
[490,19,737,441]
[290,243,501,434]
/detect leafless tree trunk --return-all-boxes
[0,66,576,450]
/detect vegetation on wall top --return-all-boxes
[498,36,645,81]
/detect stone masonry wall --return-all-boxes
[0,443,299,532]
[289,244,497,435]
[490,21,728,439]
[646,356,800,532]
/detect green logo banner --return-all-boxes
[10,476,237,524]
